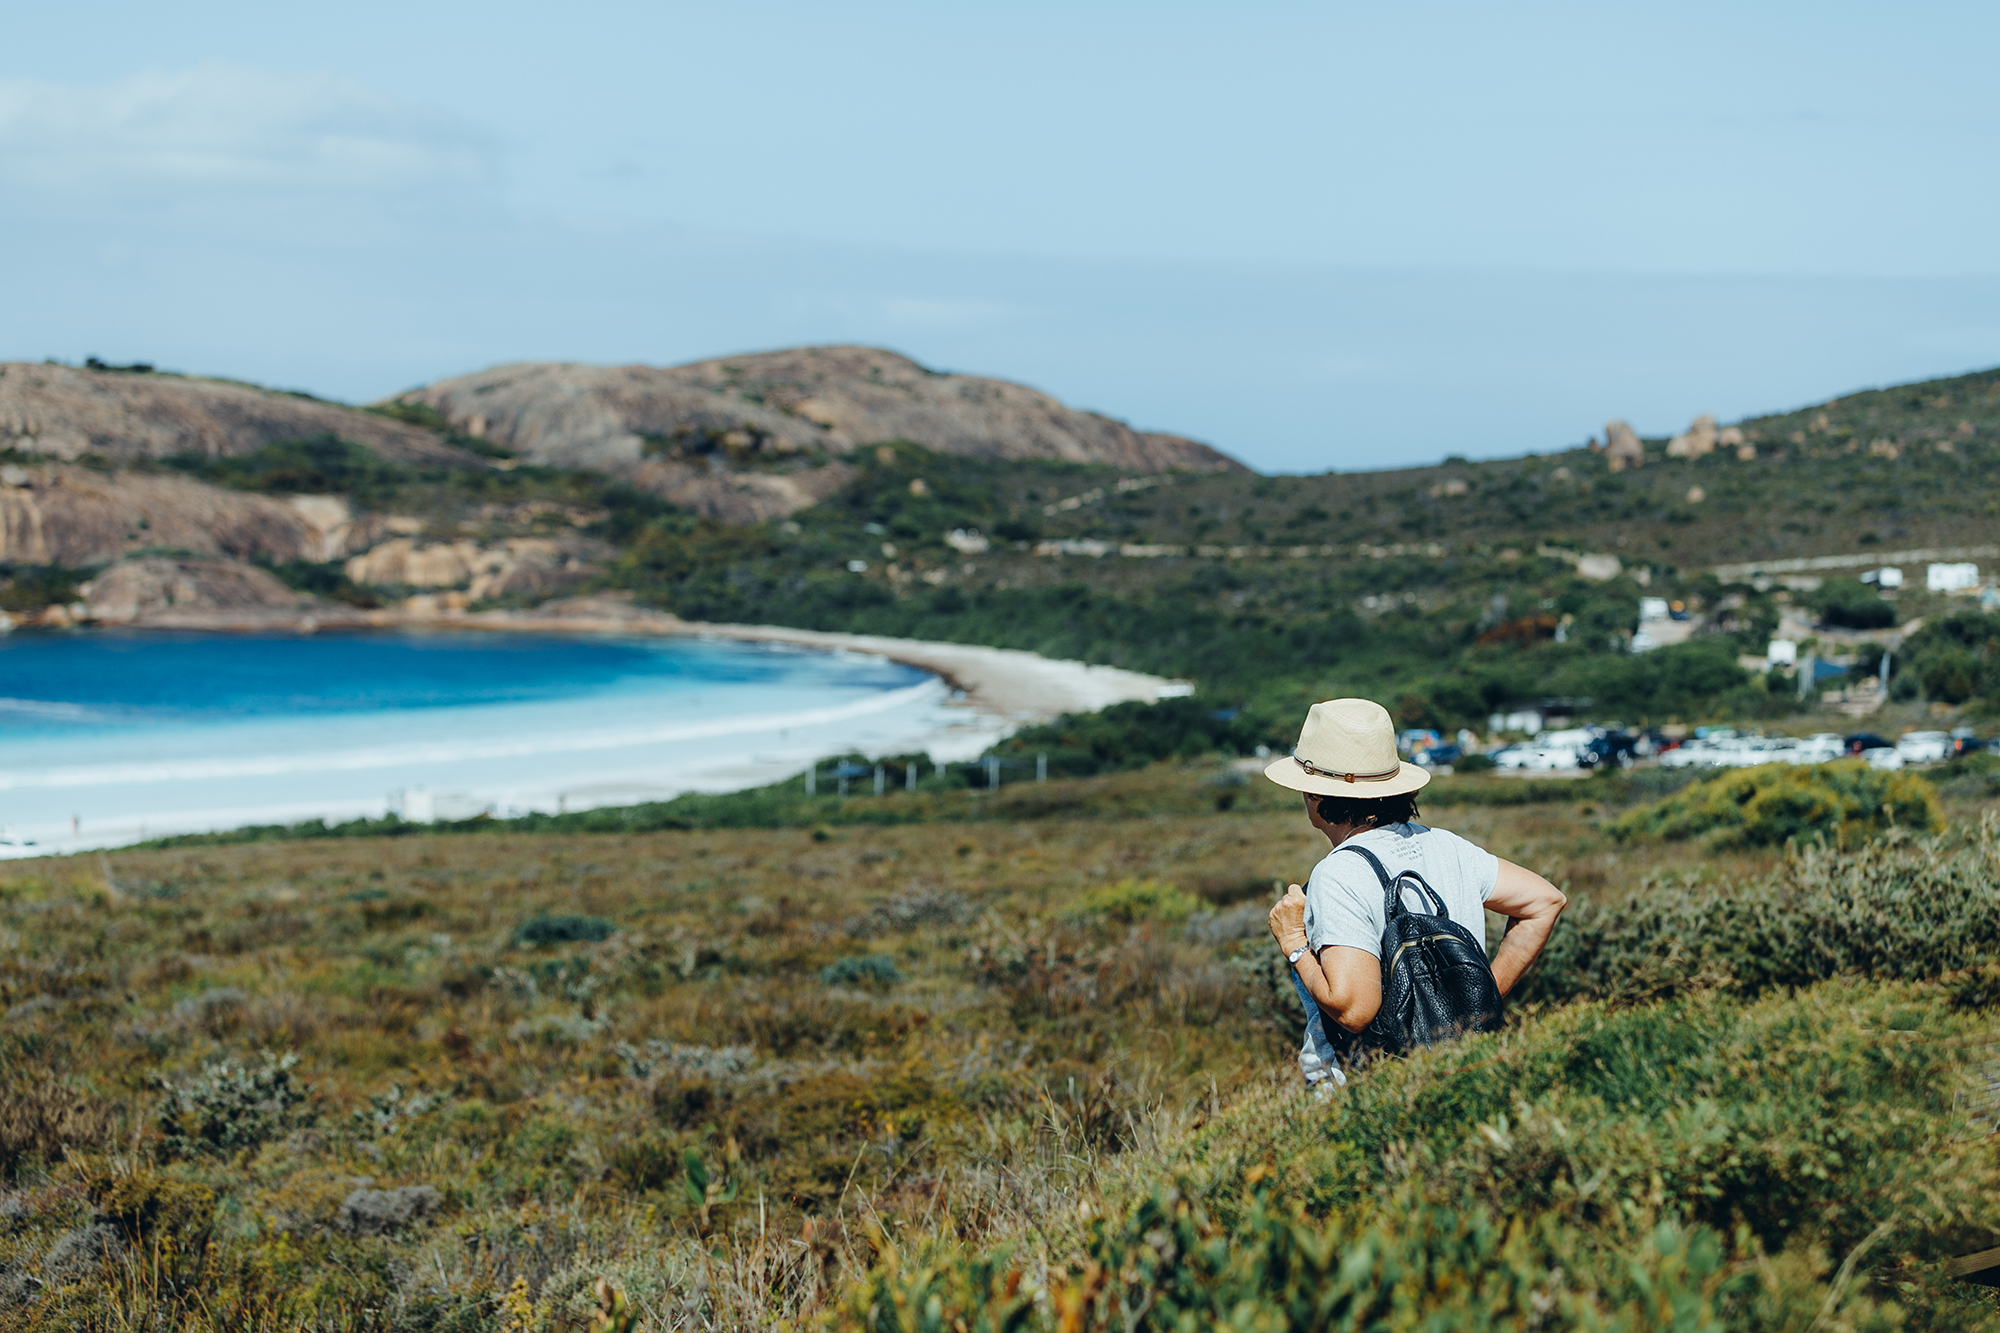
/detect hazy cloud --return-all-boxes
[0,63,499,221]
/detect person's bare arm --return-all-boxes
[1269,885,1384,1034]
[1483,859,1567,997]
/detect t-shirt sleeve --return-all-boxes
[1303,855,1384,957]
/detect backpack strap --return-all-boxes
[1336,843,1450,920]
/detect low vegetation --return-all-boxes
[5,767,2000,1329]
[1609,757,1943,849]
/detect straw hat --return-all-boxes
[1263,698,1432,798]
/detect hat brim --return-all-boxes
[1263,756,1433,798]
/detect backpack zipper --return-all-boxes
[1387,933,1469,973]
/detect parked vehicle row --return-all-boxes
[1485,726,1982,773]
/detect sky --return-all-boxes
[3,1,1997,473]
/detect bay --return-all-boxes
[0,630,985,853]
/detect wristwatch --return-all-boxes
[1287,945,1309,965]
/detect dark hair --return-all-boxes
[1313,791,1420,829]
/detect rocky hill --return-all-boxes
[0,362,475,467]
[392,346,1246,521]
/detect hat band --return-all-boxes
[1293,753,1401,784]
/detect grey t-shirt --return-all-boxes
[1302,822,1501,958]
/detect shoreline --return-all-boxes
[86,593,1193,727]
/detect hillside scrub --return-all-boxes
[1895,609,2000,708]
[6,780,2000,1327]
[1525,816,2000,1005]
[1609,758,1942,849]
[1810,577,1897,630]
[0,812,1334,1329]
[842,978,2000,1331]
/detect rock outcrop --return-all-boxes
[1603,421,1645,472]
[0,363,478,467]
[394,346,1246,520]
[0,463,355,567]
[1666,414,1719,459]
[84,557,313,624]
[344,536,606,600]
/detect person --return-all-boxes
[1263,698,1566,1088]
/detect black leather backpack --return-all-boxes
[1338,843,1503,1055]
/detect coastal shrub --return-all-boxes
[155,1051,310,1158]
[1065,879,1201,926]
[839,978,2000,1331]
[166,433,414,501]
[1522,820,2000,1005]
[1812,576,1897,629]
[818,954,905,988]
[1000,698,1267,777]
[1897,609,2000,706]
[1932,750,2000,800]
[513,913,615,947]
[0,563,84,614]
[1609,758,1941,848]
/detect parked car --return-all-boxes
[1845,733,1893,756]
[1578,731,1637,769]
[1414,743,1463,769]
[1658,738,1716,769]
[1896,731,1953,764]
[1793,734,1850,764]
[1861,745,1906,770]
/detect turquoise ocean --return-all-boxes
[0,631,979,853]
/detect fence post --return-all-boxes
[906,762,917,791]
[1037,752,1047,783]
[987,756,1000,790]
[874,764,885,796]
[806,765,816,796]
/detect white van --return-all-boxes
[1895,731,1952,764]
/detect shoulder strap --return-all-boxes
[1337,842,1449,920]
[1336,842,1394,887]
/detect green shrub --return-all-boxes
[1522,821,2000,1005]
[1812,577,1896,629]
[155,1051,310,1158]
[1609,758,1941,848]
[513,914,615,946]
[819,954,905,988]
[1897,610,2000,706]
[1064,879,1201,926]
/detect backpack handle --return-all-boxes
[1337,843,1449,921]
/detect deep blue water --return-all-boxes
[0,631,951,848]
[0,630,918,731]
